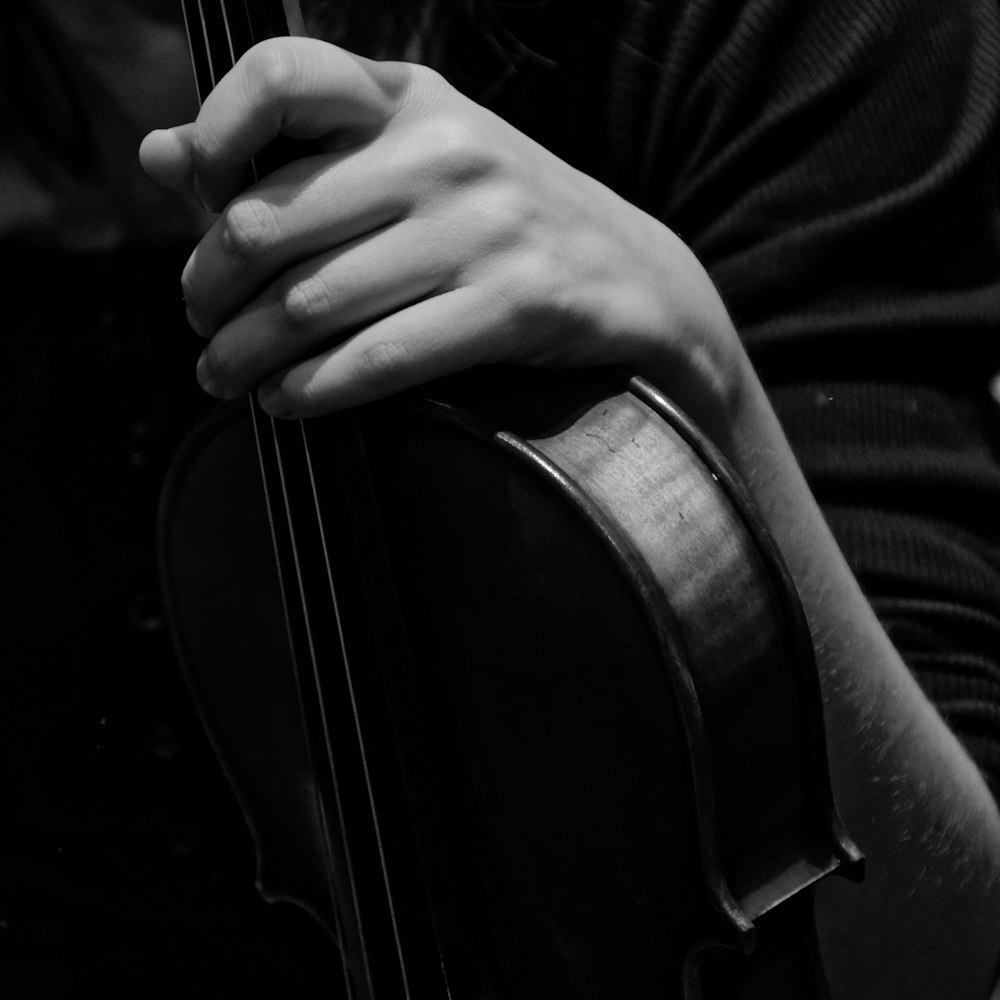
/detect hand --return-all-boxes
[140,37,742,432]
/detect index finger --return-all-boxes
[188,37,413,209]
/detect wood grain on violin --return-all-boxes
[159,2,862,996]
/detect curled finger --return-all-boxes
[187,37,415,209]
[196,218,456,398]
[256,286,515,418]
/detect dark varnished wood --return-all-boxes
[160,365,861,998]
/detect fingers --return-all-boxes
[181,145,411,337]
[255,286,514,418]
[195,216,458,399]
[139,123,198,194]
[185,38,414,209]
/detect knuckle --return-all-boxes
[501,245,553,294]
[187,127,219,188]
[410,115,497,186]
[448,183,539,268]
[280,274,334,332]
[469,184,533,245]
[243,39,300,105]
[393,62,447,111]
[291,375,326,413]
[354,338,408,388]
[407,62,446,92]
[414,64,456,105]
[221,197,280,261]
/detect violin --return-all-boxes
[159,1,863,996]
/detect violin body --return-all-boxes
[159,367,860,998]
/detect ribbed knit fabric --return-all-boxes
[445,0,1000,797]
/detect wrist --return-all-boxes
[633,294,751,468]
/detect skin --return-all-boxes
[138,35,1000,998]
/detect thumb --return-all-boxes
[139,122,199,198]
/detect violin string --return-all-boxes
[258,408,373,998]
[232,1,413,990]
[182,2,371,996]
[298,417,414,999]
[255,0,415,971]
[193,1,416,994]
[211,3,368,993]
[235,1,400,988]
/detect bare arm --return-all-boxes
[724,351,1000,998]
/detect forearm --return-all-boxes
[714,346,1000,998]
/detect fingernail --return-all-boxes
[185,306,210,338]
[258,382,291,417]
[196,353,224,398]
